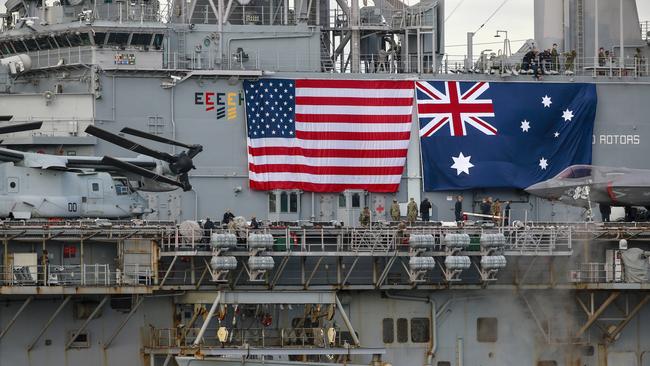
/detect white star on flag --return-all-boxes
[451,152,474,176]
[542,95,552,108]
[539,157,549,170]
[520,120,531,132]
[562,109,574,122]
[554,131,560,138]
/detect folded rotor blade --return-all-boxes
[101,156,185,189]
[0,121,43,134]
[86,125,174,162]
[0,116,13,121]
[120,127,193,149]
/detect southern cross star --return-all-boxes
[539,157,549,170]
[562,109,574,122]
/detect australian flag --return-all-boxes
[416,81,597,191]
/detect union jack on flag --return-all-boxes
[416,81,496,137]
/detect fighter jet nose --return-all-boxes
[524,181,545,194]
[524,180,557,200]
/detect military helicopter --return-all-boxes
[0,116,202,219]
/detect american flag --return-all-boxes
[244,79,415,192]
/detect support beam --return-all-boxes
[349,0,360,73]
[196,261,210,290]
[333,32,351,59]
[270,256,291,288]
[206,0,220,21]
[160,256,178,287]
[193,291,222,346]
[577,296,591,316]
[520,293,549,343]
[0,296,33,340]
[335,295,360,346]
[187,0,199,22]
[103,296,146,349]
[223,0,234,24]
[66,295,109,349]
[304,257,324,289]
[334,0,349,16]
[575,292,620,338]
[341,257,360,286]
[163,354,172,366]
[182,305,205,340]
[606,294,650,343]
[27,296,71,350]
[376,256,397,288]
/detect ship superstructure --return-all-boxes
[1,0,650,365]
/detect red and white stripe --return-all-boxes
[247,79,414,193]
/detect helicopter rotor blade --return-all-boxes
[101,156,186,190]
[0,121,43,134]
[0,116,13,122]
[86,125,175,163]
[120,127,193,149]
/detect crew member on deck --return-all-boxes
[599,204,611,223]
[222,209,235,224]
[454,196,463,222]
[203,217,215,242]
[492,199,502,224]
[407,198,418,223]
[390,199,401,221]
[420,198,432,222]
[359,207,371,226]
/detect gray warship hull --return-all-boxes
[1,0,650,365]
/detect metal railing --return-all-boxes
[24,46,94,69]
[0,263,151,286]
[151,327,343,349]
[159,225,572,256]
[440,54,650,78]
[569,262,608,283]
[0,119,93,139]
[163,51,261,70]
[90,2,163,23]
[642,21,649,41]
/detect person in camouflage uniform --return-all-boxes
[390,199,401,221]
[359,207,371,226]
[407,198,418,223]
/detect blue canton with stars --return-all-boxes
[419,82,598,191]
[244,79,296,139]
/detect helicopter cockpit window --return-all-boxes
[556,166,592,179]
[92,183,100,192]
[114,182,130,195]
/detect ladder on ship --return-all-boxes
[177,30,188,69]
[576,0,584,68]
[320,33,335,72]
